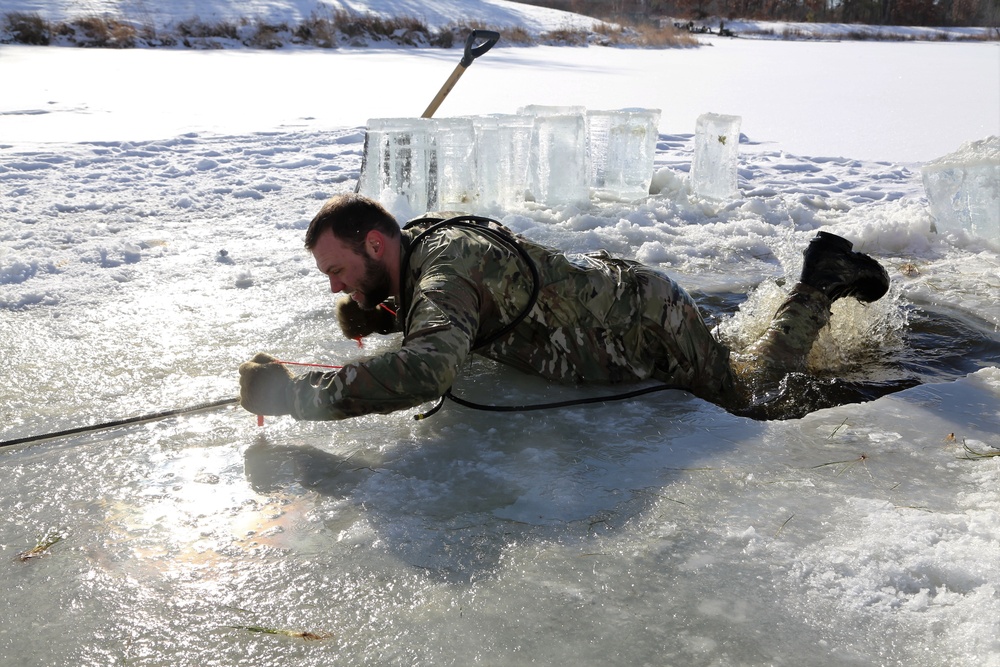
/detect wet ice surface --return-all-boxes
[2,126,999,665]
[4,373,1000,665]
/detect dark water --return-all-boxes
[696,291,1000,420]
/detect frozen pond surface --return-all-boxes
[2,40,1000,666]
[3,370,999,666]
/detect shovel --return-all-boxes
[355,29,500,192]
[421,29,500,118]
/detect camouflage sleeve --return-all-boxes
[286,242,483,421]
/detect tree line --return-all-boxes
[519,0,999,27]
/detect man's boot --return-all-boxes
[800,231,889,303]
[741,232,890,376]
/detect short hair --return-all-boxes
[304,193,400,252]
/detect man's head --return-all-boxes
[306,194,402,310]
[304,193,400,253]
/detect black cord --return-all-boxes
[414,383,686,420]
[400,216,688,421]
[0,397,239,449]
[399,215,541,350]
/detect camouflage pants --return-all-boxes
[742,283,833,373]
[635,268,832,412]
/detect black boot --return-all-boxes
[800,231,889,303]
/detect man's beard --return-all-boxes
[355,254,392,310]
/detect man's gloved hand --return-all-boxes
[239,352,294,416]
[336,296,396,339]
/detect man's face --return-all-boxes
[312,230,391,310]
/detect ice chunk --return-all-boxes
[518,104,588,118]
[473,114,534,212]
[432,117,477,211]
[691,113,742,200]
[921,136,1000,240]
[358,117,436,214]
[471,115,502,212]
[521,106,589,206]
[587,108,661,201]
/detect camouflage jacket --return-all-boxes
[288,217,669,420]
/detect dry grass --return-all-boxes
[3,11,51,45]
[595,22,700,47]
[293,14,338,48]
[1,9,703,49]
[502,25,535,45]
[541,27,591,45]
[229,625,331,641]
[434,20,536,48]
[333,10,432,46]
[176,17,239,41]
[71,15,137,47]
[4,9,996,48]
[16,529,65,562]
[247,21,289,49]
[959,440,1000,460]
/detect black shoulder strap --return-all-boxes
[398,215,541,350]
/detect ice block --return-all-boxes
[432,117,477,211]
[359,117,436,214]
[527,109,589,206]
[587,108,661,201]
[474,114,534,212]
[921,136,1000,241]
[691,112,742,200]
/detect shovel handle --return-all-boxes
[460,30,500,67]
[422,30,500,119]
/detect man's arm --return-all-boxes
[287,265,483,420]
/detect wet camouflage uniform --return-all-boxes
[290,217,752,419]
[286,217,758,420]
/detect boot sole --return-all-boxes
[807,232,889,303]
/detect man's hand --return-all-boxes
[239,352,294,416]
[336,296,396,339]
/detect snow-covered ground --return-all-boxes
[4,0,995,41]
[1,0,606,38]
[1,2,999,666]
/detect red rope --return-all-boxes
[257,311,392,423]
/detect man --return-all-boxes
[239,193,889,421]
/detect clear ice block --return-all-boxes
[921,136,1000,241]
[432,117,477,211]
[358,117,436,215]
[587,108,661,201]
[473,114,534,212]
[691,112,742,200]
[525,109,589,206]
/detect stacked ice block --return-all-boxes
[357,117,436,214]
[519,105,590,206]
[357,106,662,213]
[471,114,534,211]
[921,136,1000,241]
[587,108,663,201]
[432,117,478,211]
